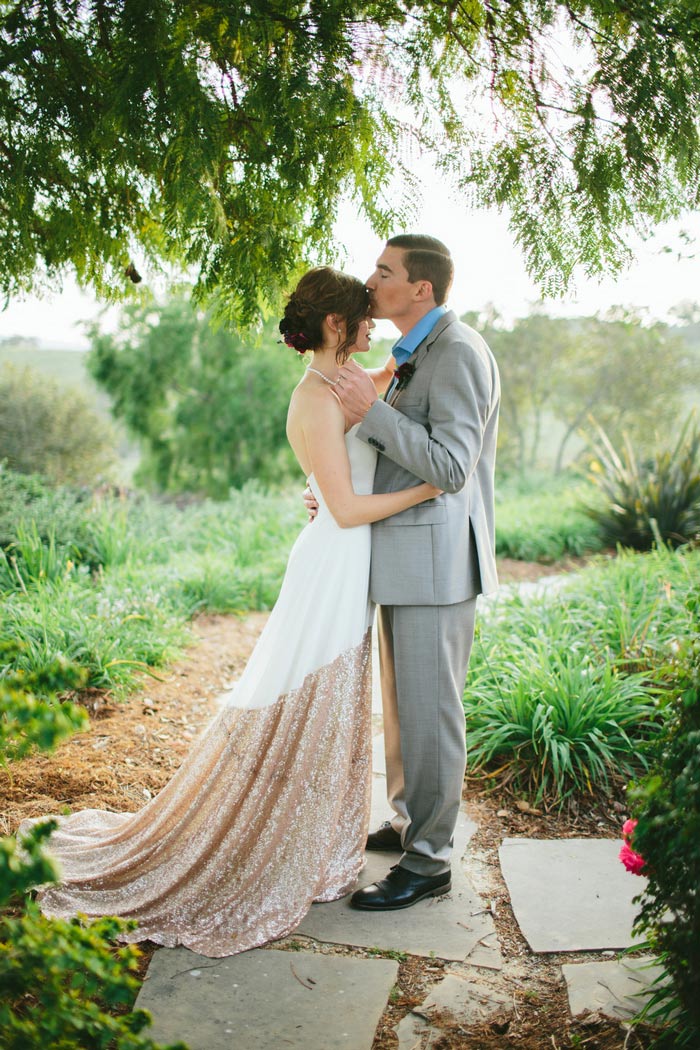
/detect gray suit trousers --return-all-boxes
[378,598,477,876]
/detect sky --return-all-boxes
[1,172,698,350]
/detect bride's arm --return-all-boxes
[304,397,441,529]
[364,355,396,397]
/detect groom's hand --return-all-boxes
[303,483,319,522]
[335,359,378,425]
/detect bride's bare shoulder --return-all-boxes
[288,381,343,429]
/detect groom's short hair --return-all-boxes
[387,234,453,305]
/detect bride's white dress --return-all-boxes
[20,427,377,958]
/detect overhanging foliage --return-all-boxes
[1,1,699,320]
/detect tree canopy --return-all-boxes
[2,1,699,320]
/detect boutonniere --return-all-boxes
[394,361,415,393]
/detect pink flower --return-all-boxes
[619,818,646,875]
[622,818,637,839]
[619,840,646,875]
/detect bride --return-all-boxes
[20,266,441,958]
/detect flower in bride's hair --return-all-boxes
[278,319,312,353]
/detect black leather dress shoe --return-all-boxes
[350,865,451,910]
[365,820,403,852]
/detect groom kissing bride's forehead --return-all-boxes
[365,234,454,330]
[332,231,501,912]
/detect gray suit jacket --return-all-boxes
[357,311,500,606]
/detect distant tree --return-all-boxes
[468,307,696,476]
[551,312,695,472]
[1,2,700,320]
[466,307,574,474]
[0,363,116,483]
[87,290,304,495]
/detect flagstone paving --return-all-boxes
[296,809,495,964]
[562,957,665,1021]
[135,946,398,1050]
[499,837,646,952]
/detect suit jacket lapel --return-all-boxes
[387,311,456,406]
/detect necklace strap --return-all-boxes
[306,366,339,386]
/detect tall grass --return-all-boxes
[466,547,699,806]
[0,478,305,694]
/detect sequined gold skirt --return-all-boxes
[21,630,372,957]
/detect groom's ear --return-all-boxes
[413,280,434,303]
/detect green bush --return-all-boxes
[0,363,117,484]
[495,477,605,562]
[0,467,304,691]
[627,587,700,1047]
[0,652,185,1049]
[464,643,659,804]
[584,415,700,550]
[465,547,700,806]
[0,824,186,1050]
[0,642,88,764]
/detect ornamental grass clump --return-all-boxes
[464,548,700,808]
[625,587,700,1048]
[464,641,660,806]
[584,414,700,550]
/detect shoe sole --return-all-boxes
[350,881,452,911]
[364,842,403,852]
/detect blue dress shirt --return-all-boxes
[392,305,448,367]
[384,305,448,401]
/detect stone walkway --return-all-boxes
[135,625,654,1049]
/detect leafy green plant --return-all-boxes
[0,822,187,1050]
[466,547,700,806]
[495,477,604,561]
[0,646,186,1050]
[584,415,700,550]
[627,587,700,1047]
[464,643,660,805]
[0,641,88,764]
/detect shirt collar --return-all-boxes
[392,305,447,367]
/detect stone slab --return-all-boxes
[416,973,512,1026]
[394,1012,436,1049]
[135,946,398,1050]
[499,838,646,952]
[563,957,666,1021]
[297,808,494,963]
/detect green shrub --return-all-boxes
[0,363,117,484]
[584,415,700,550]
[0,823,187,1050]
[0,651,185,1049]
[0,641,88,764]
[627,587,700,1047]
[465,547,700,806]
[465,641,660,805]
[0,466,92,558]
[495,478,604,562]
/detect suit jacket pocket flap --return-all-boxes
[381,500,447,526]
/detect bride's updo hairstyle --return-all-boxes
[279,267,369,363]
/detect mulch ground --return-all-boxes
[2,558,657,1050]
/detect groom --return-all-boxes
[333,234,500,909]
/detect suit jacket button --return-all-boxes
[377,441,385,452]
